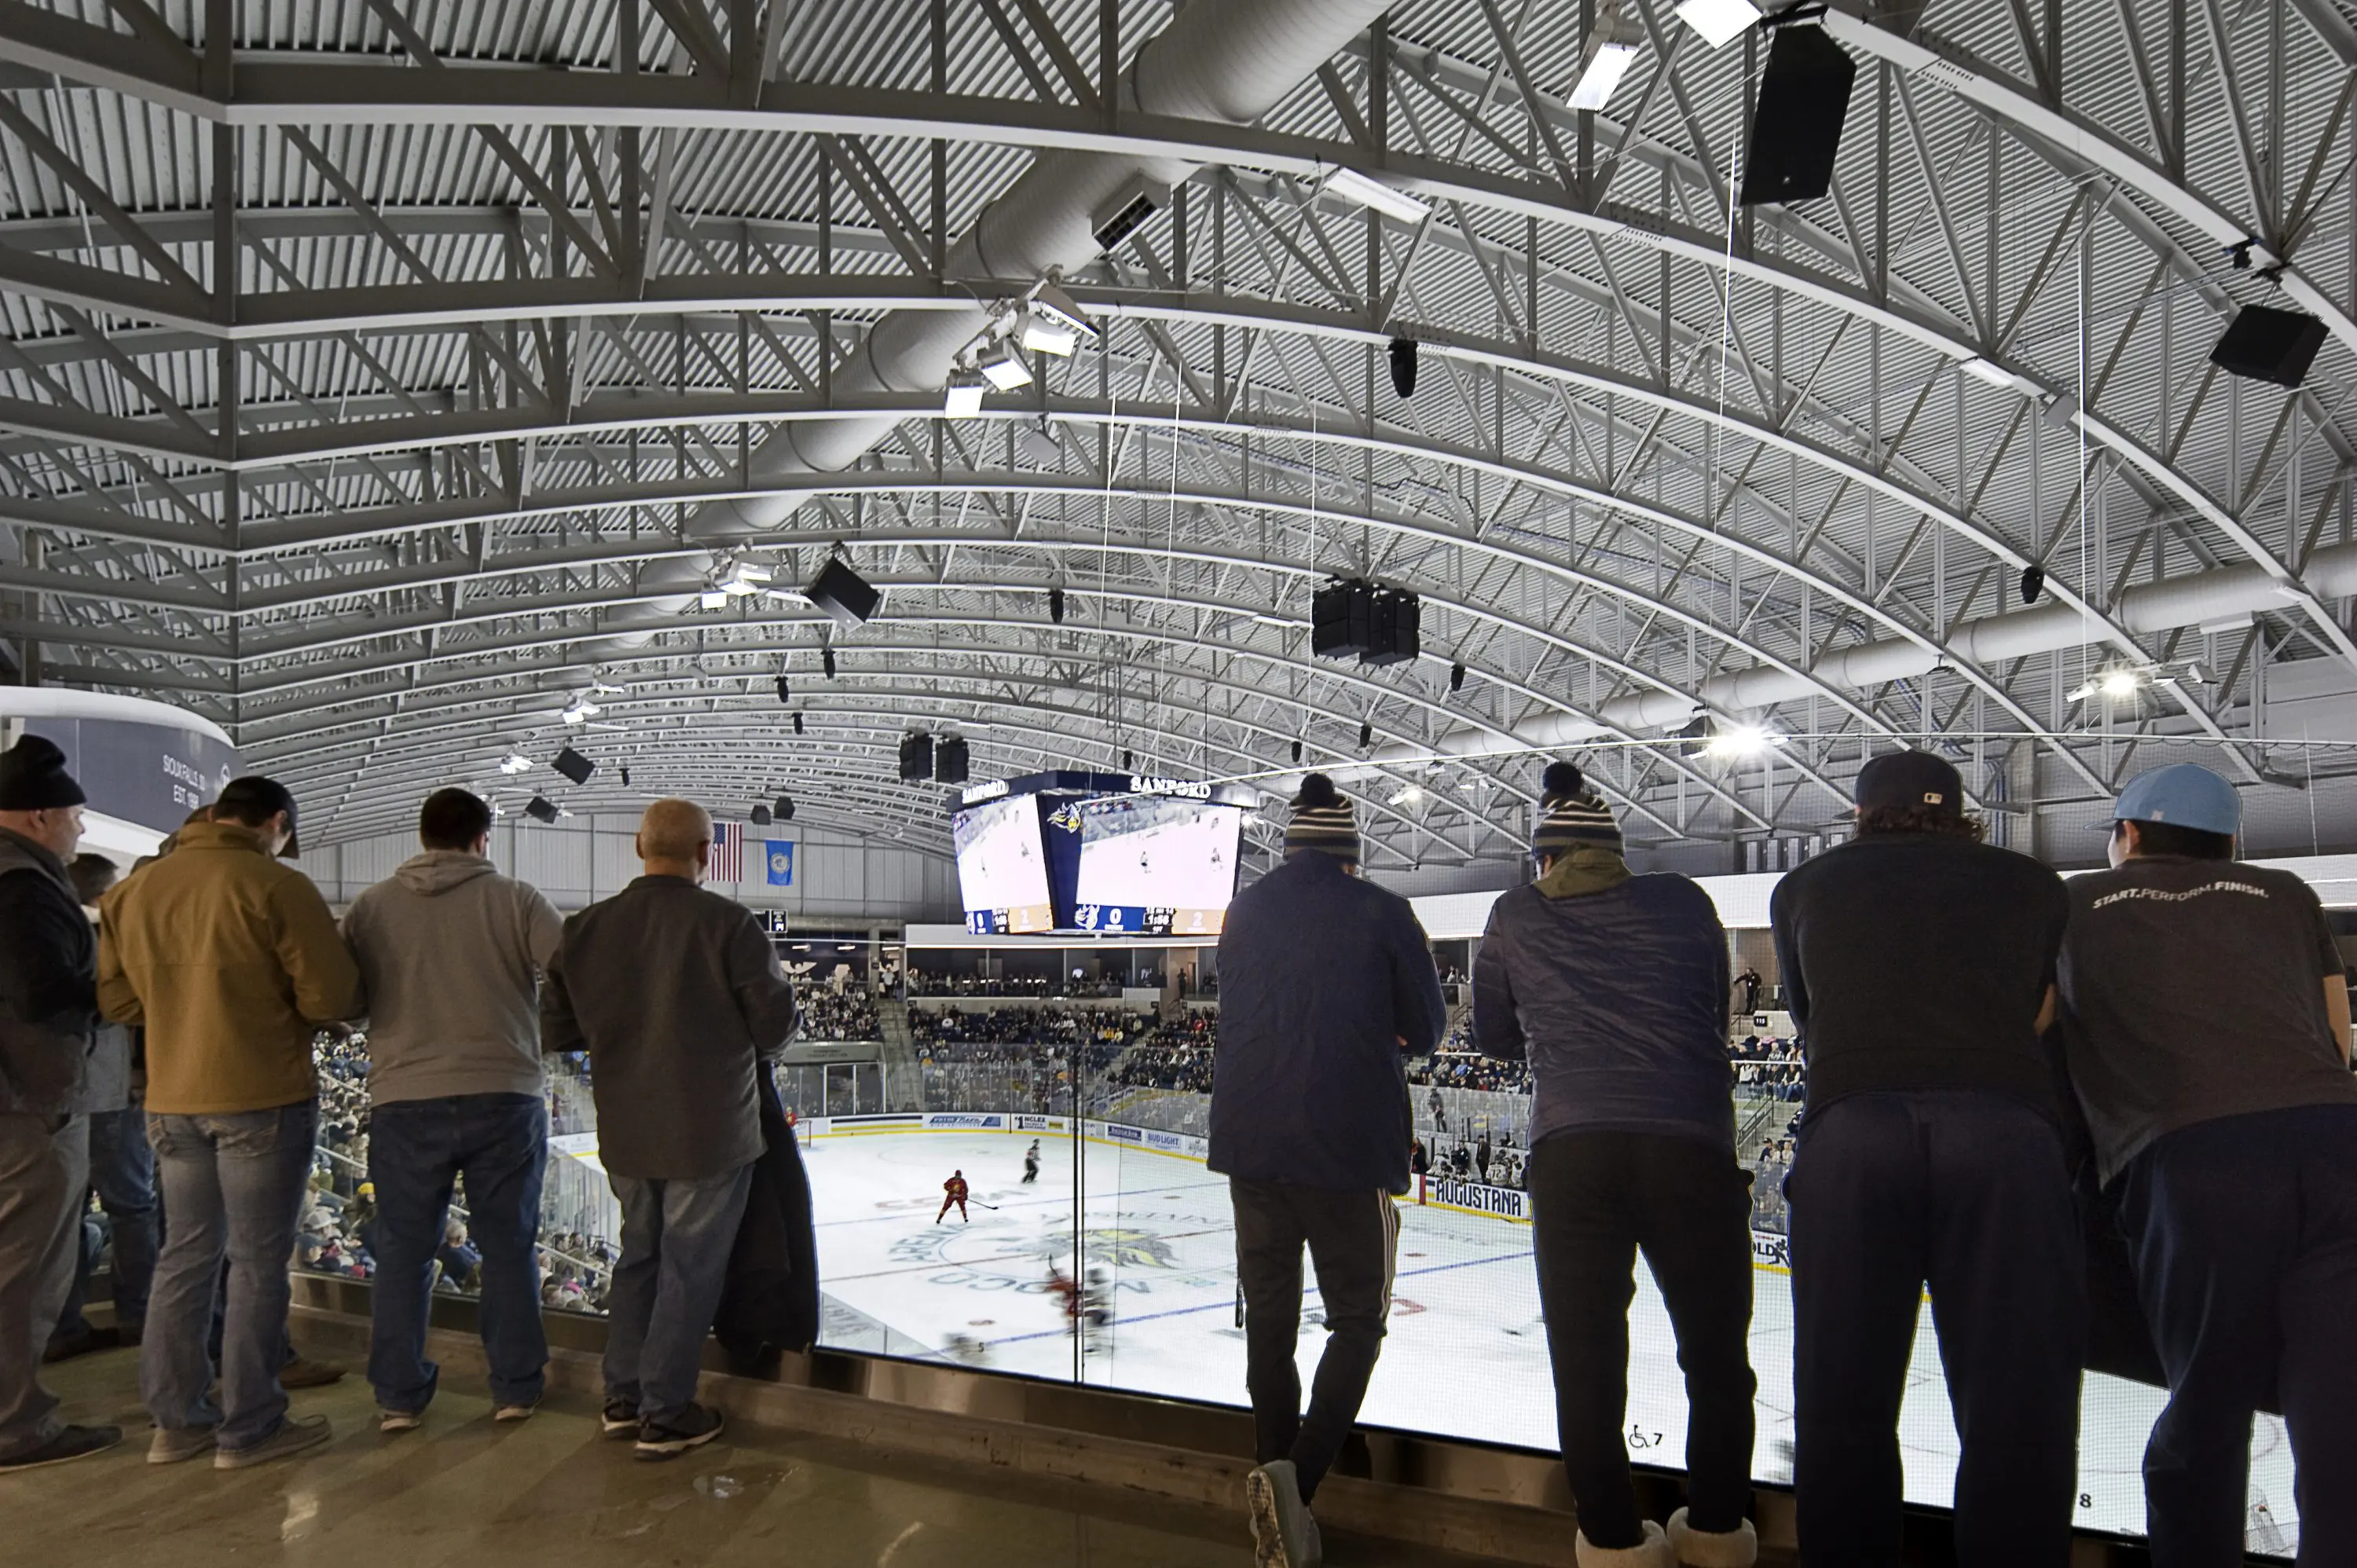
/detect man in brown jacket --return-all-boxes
[100,775,357,1470]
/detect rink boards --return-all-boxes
[561,1114,2301,1557]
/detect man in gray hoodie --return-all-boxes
[342,787,563,1431]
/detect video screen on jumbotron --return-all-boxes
[1072,795,1243,936]
[951,794,1054,934]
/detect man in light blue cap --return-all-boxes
[2054,762,2357,1566]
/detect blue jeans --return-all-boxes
[143,1101,318,1453]
[53,1104,158,1342]
[604,1164,753,1427]
[1789,1090,2084,1568]
[366,1094,548,1413]
[2117,1104,2357,1568]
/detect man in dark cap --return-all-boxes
[100,773,357,1468]
[1475,763,1754,1568]
[1209,774,1447,1568]
[0,735,123,1470]
[1770,749,2080,1568]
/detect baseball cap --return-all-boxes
[214,775,302,859]
[2112,763,2240,838]
[1855,749,1963,821]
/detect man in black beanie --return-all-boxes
[1475,763,1754,1568]
[1210,774,1446,1568]
[0,735,123,1469]
[1770,749,2079,1567]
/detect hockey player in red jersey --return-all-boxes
[936,1170,970,1224]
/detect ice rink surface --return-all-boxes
[800,1125,2301,1556]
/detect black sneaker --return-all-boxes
[634,1404,725,1460]
[599,1400,641,1438]
[0,1424,124,1472]
[41,1328,120,1365]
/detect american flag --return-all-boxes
[710,822,744,883]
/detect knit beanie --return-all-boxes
[1530,760,1622,859]
[1284,773,1361,862]
[0,735,87,811]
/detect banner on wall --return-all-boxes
[764,841,795,885]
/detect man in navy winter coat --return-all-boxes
[1210,774,1446,1568]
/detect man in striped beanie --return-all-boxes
[1475,761,1756,1568]
[1211,773,1446,1567]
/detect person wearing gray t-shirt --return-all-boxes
[2056,763,2357,1568]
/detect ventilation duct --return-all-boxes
[1382,540,2357,764]
[683,0,1398,542]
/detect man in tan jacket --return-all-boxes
[100,775,357,1470]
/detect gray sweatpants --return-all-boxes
[0,1112,88,1459]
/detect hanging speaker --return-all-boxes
[2019,564,2046,605]
[1388,337,1418,398]
[775,796,795,821]
[1740,27,1856,207]
[936,736,970,785]
[2210,305,2328,388]
[793,713,805,735]
[805,558,879,627]
[523,795,559,824]
[775,675,790,703]
[821,647,837,678]
[750,804,772,826]
[1048,585,1065,624]
[1358,720,1373,750]
[1290,739,1303,764]
[551,746,596,785]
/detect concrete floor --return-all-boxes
[3,1343,1526,1568]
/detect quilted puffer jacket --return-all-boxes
[1473,848,1735,1149]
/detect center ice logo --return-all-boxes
[1041,1227,1179,1271]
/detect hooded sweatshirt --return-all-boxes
[342,851,565,1105]
[1473,845,1735,1150]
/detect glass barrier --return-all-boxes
[291,982,2301,1562]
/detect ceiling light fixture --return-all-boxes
[1569,4,1644,111]
[698,588,731,610]
[560,698,600,726]
[979,345,1034,390]
[1388,785,1424,807]
[1028,280,1098,343]
[499,753,532,775]
[943,376,987,419]
[1673,0,1761,49]
[1705,724,1783,760]
[1320,166,1431,225]
[1020,317,1080,357]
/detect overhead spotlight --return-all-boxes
[793,713,805,735]
[552,746,596,786]
[1705,724,1783,760]
[499,753,533,775]
[1020,424,1065,464]
[821,645,839,677]
[1674,715,1712,758]
[1028,280,1098,344]
[698,588,731,610]
[1388,785,1424,807]
[1048,585,1066,624]
[1673,0,1761,49]
[1450,660,1467,693]
[1388,336,1418,398]
[805,559,878,628]
[1740,24,1857,206]
[523,795,559,824]
[720,559,772,595]
[1319,166,1432,225]
[560,698,599,726]
[775,675,791,703]
[2020,564,2046,605]
[1358,720,1373,750]
[944,374,987,418]
[1090,174,1169,251]
[1290,739,1303,764]
[2101,669,2145,699]
[1020,315,1080,357]
[1569,0,1643,110]
[751,804,773,827]
[979,343,1034,390]
[776,796,796,822]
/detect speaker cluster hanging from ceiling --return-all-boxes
[1739,25,1856,207]
[1310,579,1420,667]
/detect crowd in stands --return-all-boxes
[904,968,1163,999]
[796,988,880,1041]
[1729,1035,1805,1102]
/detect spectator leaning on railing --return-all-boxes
[100,775,359,1471]
[341,786,564,1435]
[1475,762,1754,1568]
